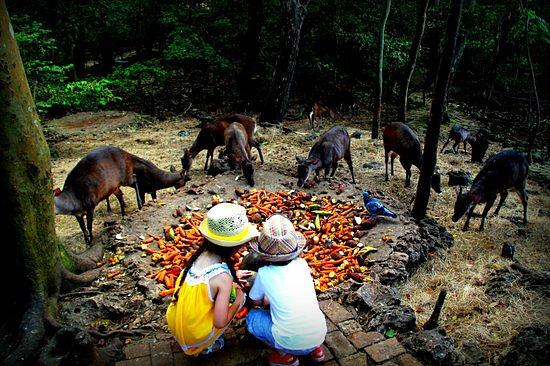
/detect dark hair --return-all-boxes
[262,259,293,267]
[172,240,239,301]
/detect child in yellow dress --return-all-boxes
[166,203,259,355]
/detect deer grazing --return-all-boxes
[54,146,186,244]
[296,126,355,187]
[181,113,263,182]
[383,122,441,193]
[440,124,476,154]
[452,149,529,231]
[224,122,255,186]
[53,146,139,244]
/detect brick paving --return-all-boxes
[115,299,423,366]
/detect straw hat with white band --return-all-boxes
[199,203,259,246]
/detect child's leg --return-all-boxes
[245,308,278,349]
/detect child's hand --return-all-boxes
[236,270,254,287]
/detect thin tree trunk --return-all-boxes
[259,0,311,124]
[372,0,391,139]
[413,0,464,220]
[0,1,61,362]
[525,11,541,163]
[399,0,430,122]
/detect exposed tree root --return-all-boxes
[61,267,103,291]
[38,326,105,366]
[3,294,46,365]
[66,242,105,273]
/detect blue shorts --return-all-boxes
[245,308,317,356]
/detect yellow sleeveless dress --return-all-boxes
[166,262,232,355]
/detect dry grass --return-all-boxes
[47,102,550,362]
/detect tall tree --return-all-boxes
[398,0,430,122]
[413,0,464,219]
[0,1,61,361]
[259,0,311,124]
[371,0,391,139]
[1,2,103,362]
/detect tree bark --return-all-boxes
[0,1,62,362]
[399,0,430,122]
[371,0,391,139]
[413,0,464,220]
[259,0,311,124]
[525,10,541,164]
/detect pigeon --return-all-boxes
[362,191,397,218]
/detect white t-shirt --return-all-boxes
[249,258,327,350]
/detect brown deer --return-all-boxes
[308,101,336,129]
[53,146,140,244]
[383,122,441,192]
[296,126,355,187]
[54,146,186,244]
[224,122,255,186]
[181,114,263,182]
[452,149,529,231]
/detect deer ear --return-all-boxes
[53,187,62,196]
[296,156,302,164]
[169,165,176,173]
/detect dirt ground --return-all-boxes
[46,104,550,363]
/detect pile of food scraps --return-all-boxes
[239,189,375,291]
[142,189,377,294]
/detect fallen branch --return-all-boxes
[423,288,447,330]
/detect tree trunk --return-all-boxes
[525,11,541,164]
[238,0,264,111]
[413,0,464,220]
[399,0,430,122]
[372,0,391,139]
[0,1,62,362]
[259,0,311,124]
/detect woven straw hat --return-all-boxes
[199,203,259,247]
[249,214,306,262]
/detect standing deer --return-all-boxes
[452,149,529,231]
[383,122,441,192]
[224,122,255,186]
[296,126,355,187]
[181,114,263,182]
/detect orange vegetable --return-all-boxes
[159,288,175,297]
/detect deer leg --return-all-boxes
[86,209,94,244]
[479,197,496,231]
[330,162,338,177]
[492,190,508,217]
[462,204,476,231]
[384,151,389,181]
[205,149,213,171]
[250,139,264,164]
[345,150,355,183]
[106,196,112,212]
[391,154,396,176]
[133,177,143,210]
[76,215,90,245]
[517,186,528,225]
[463,141,467,153]
[440,138,450,153]
[113,188,125,216]
[452,141,459,153]
[151,191,157,200]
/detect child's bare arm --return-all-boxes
[212,274,244,328]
